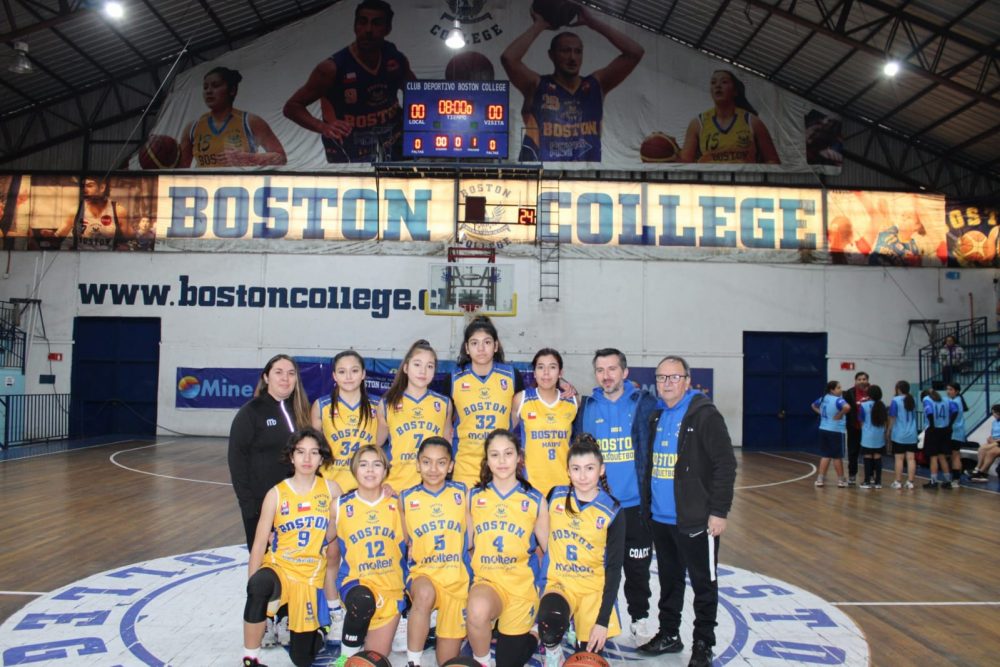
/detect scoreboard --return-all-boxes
[402,80,509,159]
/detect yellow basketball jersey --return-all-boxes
[265,478,335,587]
[543,486,619,595]
[385,390,451,492]
[401,481,471,590]
[452,364,517,485]
[469,482,542,599]
[518,389,578,498]
[335,491,405,595]
[190,109,257,168]
[318,396,380,493]
[697,108,755,163]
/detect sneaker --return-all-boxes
[814,477,825,487]
[332,656,349,667]
[873,484,882,489]
[637,632,684,655]
[242,659,268,667]
[837,478,848,488]
[890,481,902,489]
[904,480,915,489]
[392,615,408,653]
[859,482,872,489]
[940,481,953,489]
[688,639,714,667]
[328,606,344,643]
[260,617,277,648]
[565,620,577,648]
[923,481,939,489]
[971,472,989,483]
[543,644,563,667]
[274,614,290,646]
[630,616,655,641]
[847,476,857,486]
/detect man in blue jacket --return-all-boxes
[573,348,658,642]
[639,355,737,667]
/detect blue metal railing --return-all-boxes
[0,393,70,448]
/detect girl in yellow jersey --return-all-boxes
[467,429,548,667]
[331,445,406,660]
[678,69,780,165]
[400,436,470,666]
[312,351,388,494]
[179,67,287,168]
[513,348,579,498]
[242,427,341,667]
[538,434,624,667]
[382,339,453,495]
[450,317,525,486]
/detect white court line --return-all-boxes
[109,440,232,486]
[735,452,817,490]
[0,439,140,463]
[833,601,1000,606]
[0,591,45,596]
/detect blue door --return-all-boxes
[70,317,160,438]
[743,332,827,452]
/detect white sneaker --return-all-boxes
[275,614,290,646]
[904,480,915,489]
[814,477,825,487]
[630,616,655,641]
[260,616,277,648]
[328,606,345,643]
[543,644,563,667]
[890,481,902,489]
[565,620,577,647]
[392,615,408,653]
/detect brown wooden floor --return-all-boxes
[1,440,997,665]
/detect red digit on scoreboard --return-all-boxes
[487,105,504,121]
[410,103,426,120]
[454,136,463,149]
[414,138,422,151]
[435,135,448,148]
[471,136,479,148]
[488,139,497,151]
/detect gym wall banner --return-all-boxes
[127,0,841,174]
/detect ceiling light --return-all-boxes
[104,1,124,20]
[883,60,900,77]
[7,42,33,75]
[445,21,466,50]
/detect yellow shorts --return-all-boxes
[409,574,469,639]
[263,566,327,633]
[340,581,405,631]
[543,581,620,642]
[453,446,483,487]
[474,578,538,636]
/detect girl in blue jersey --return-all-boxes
[920,388,958,489]
[968,404,1000,481]
[467,429,548,667]
[945,382,969,485]
[810,381,851,487]
[857,385,888,489]
[887,381,918,489]
[242,428,340,667]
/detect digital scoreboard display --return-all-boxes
[403,80,509,159]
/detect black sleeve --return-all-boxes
[704,409,738,519]
[571,396,587,438]
[514,369,526,393]
[227,403,256,510]
[596,510,625,627]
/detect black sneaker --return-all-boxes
[923,481,938,489]
[940,480,953,489]
[688,639,714,667]
[638,632,684,654]
[242,659,268,667]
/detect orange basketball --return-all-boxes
[138,134,180,169]
[956,229,995,264]
[532,0,580,29]
[563,651,610,667]
[640,132,679,162]
[344,650,392,667]
[445,51,495,81]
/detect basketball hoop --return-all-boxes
[461,301,481,325]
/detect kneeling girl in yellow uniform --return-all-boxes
[538,433,624,666]
[467,428,549,667]
[400,436,470,665]
[242,427,342,667]
[331,445,406,659]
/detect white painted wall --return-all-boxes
[1,249,993,444]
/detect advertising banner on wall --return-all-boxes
[944,196,1000,268]
[125,1,840,175]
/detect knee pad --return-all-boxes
[287,630,323,667]
[243,569,280,623]
[538,593,571,647]
[341,585,377,647]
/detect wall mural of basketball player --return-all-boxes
[53,177,134,251]
[283,0,416,163]
[501,2,644,162]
